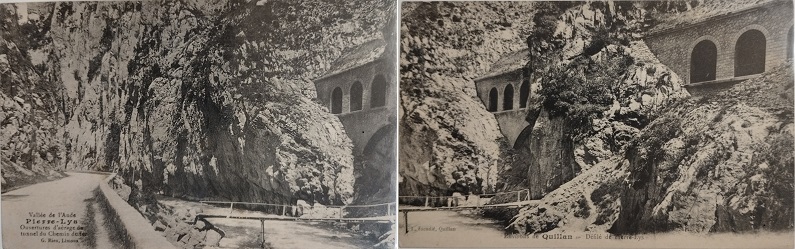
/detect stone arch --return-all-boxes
[353,124,396,205]
[690,39,718,83]
[370,74,387,108]
[503,84,514,111]
[513,125,533,149]
[350,81,363,111]
[331,87,343,114]
[488,87,498,112]
[734,29,767,77]
[730,25,770,76]
[687,35,722,83]
[519,79,530,109]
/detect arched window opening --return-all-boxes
[488,88,498,112]
[350,81,363,111]
[690,40,717,83]
[519,80,530,108]
[331,87,343,114]
[787,27,793,60]
[735,29,766,77]
[503,84,514,111]
[371,75,387,108]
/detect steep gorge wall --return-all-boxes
[611,65,794,234]
[505,2,688,200]
[508,1,793,235]
[399,2,536,195]
[0,5,65,188]
[1,0,391,206]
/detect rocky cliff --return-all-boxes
[611,64,794,234]
[0,4,65,189]
[399,1,536,196]
[494,1,688,200]
[1,0,391,208]
[508,1,793,235]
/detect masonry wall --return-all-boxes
[474,69,534,147]
[313,57,397,155]
[493,110,530,147]
[644,1,793,85]
[314,57,395,114]
[474,69,531,112]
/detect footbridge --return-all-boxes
[194,200,396,248]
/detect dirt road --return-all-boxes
[2,172,111,249]
[398,209,508,248]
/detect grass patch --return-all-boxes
[93,188,134,248]
[81,195,98,248]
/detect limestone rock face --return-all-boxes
[508,2,793,231]
[611,65,794,234]
[399,2,536,195]
[1,0,391,206]
[506,2,688,200]
[0,4,66,188]
[400,74,504,196]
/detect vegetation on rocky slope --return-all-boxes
[508,1,793,235]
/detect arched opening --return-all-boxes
[488,88,498,112]
[370,75,387,108]
[350,81,363,111]
[690,40,717,83]
[503,84,514,111]
[352,125,396,210]
[519,79,530,108]
[788,27,793,60]
[331,87,343,114]
[734,29,766,77]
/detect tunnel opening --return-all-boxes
[734,29,766,77]
[503,84,514,111]
[370,74,387,108]
[519,79,530,109]
[350,81,363,111]
[488,87,498,112]
[331,87,343,114]
[690,40,717,83]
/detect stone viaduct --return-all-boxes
[643,0,793,94]
[313,38,396,202]
[473,49,534,148]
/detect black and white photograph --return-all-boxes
[0,0,397,248]
[398,0,794,248]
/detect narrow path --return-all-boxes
[2,172,110,249]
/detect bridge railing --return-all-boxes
[483,189,531,204]
[398,189,531,208]
[199,200,395,220]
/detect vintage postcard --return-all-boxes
[398,0,794,248]
[0,0,397,248]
